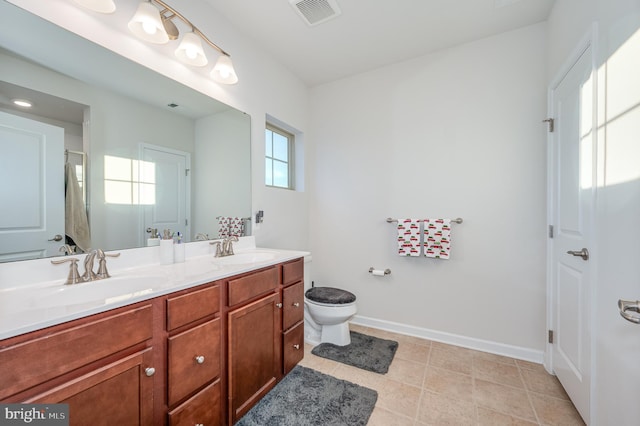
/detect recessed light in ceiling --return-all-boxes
[289,0,342,27]
[12,99,33,108]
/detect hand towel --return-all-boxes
[65,162,91,252]
[217,217,231,238]
[397,219,421,256]
[423,219,451,259]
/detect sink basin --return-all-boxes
[30,275,163,308]
[213,251,278,265]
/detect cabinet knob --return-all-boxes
[276,303,283,308]
[195,355,205,364]
[196,424,204,426]
[145,367,156,377]
[292,302,300,307]
[293,344,300,350]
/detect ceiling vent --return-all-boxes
[289,0,342,27]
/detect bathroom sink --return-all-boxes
[213,250,278,265]
[31,275,163,308]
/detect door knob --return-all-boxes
[618,299,640,324]
[48,234,63,242]
[566,248,589,260]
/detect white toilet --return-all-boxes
[303,256,357,346]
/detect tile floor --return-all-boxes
[298,324,585,426]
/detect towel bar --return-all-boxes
[386,217,463,224]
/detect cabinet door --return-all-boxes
[28,349,154,426]
[228,292,280,423]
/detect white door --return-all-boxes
[0,111,65,261]
[140,144,190,244]
[547,43,594,423]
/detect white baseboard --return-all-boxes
[350,314,544,365]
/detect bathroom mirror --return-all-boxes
[0,2,251,262]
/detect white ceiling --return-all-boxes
[205,0,556,87]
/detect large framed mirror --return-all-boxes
[0,2,251,262]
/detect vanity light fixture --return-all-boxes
[72,0,238,84]
[12,99,33,108]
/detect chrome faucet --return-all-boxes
[211,236,238,257]
[51,248,120,284]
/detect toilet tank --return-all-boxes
[303,255,312,293]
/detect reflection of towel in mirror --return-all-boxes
[217,217,245,238]
[65,162,91,252]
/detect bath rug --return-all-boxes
[236,365,377,426]
[311,331,398,374]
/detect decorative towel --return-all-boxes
[397,219,421,256]
[423,219,451,259]
[217,217,245,238]
[64,162,91,252]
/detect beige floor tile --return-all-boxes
[395,341,431,364]
[393,333,432,348]
[367,406,415,426]
[473,379,536,421]
[516,359,548,373]
[417,390,476,425]
[473,358,526,388]
[376,378,422,418]
[423,366,474,401]
[521,368,569,400]
[386,357,428,387]
[331,362,385,390]
[477,406,538,425]
[473,350,518,366]
[429,345,473,375]
[530,393,585,426]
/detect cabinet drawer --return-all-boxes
[282,281,304,331]
[168,379,221,426]
[281,258,304,286]
[0,304,152,400]
[283,322,304,375]
[167,284,220,331]
[227,267,278,307]
[168,318,220,406]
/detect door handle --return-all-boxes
[566,248,589,260]
[48,234,63,242]
[618,299,640,324]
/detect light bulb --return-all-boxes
[142,20,157,35]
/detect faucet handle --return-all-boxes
[210,241,223,257]
[51,257,84,285]
[95,250,120,279]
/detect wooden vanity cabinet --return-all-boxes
[0,301,156,425]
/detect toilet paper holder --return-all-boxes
[369,267,391,276]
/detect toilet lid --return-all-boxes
[305,287,356,304]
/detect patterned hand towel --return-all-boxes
[228,217,246,237]
[424,219,451,259]
[397,219,421,256]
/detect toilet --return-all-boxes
[303,256,357,346]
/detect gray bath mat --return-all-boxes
[236,365,377,426]
[311,331,398,374]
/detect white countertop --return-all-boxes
[0,237,309,340]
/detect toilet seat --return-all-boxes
[305,287,356,305]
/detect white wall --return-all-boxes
[547,0,640,424]
[308,23,548,357]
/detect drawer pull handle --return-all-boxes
[195,355,205,364]
[292,302,300,307]
[276,303,283,308]
[145,367,156,377]
[293,344,300,350]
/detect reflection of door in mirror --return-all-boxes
[140,144,191,246]
[0,111,64,261]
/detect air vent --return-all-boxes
[289,0,341,27]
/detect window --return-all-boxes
[265,124,294,189]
